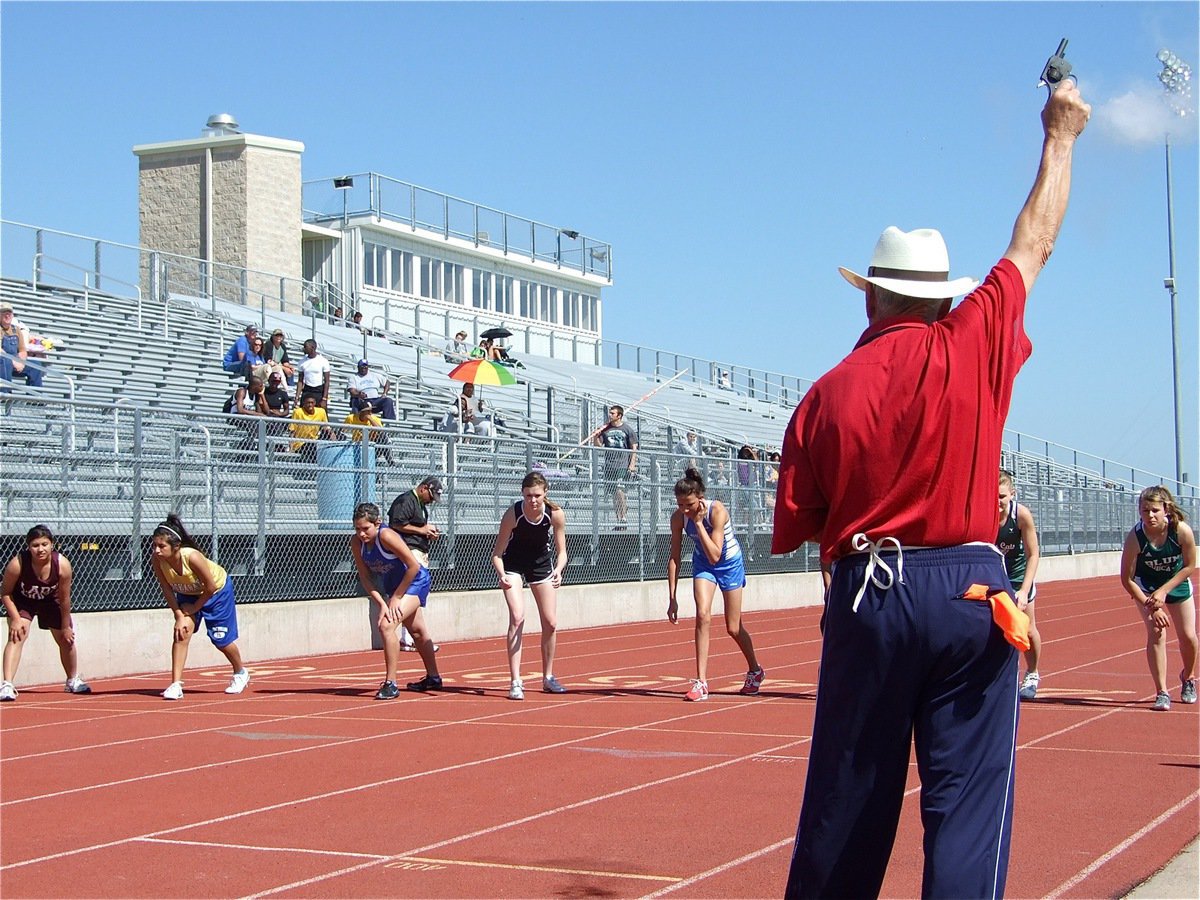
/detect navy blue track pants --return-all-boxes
[785,545,1020,899]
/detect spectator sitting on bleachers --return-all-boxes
[222,323,260,379]
[227,376,267,450]
[346,359,396,421]
[289,394,334,463]
[262,372,292,436]
[342,406,394,464]
[264,329,295,385]
[471,337,502,361]
[0,303,44,389]
[455,382,494,438]
[294,339,331,410]
[444,330,470,363]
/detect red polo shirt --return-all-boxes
[772,258,1030,563]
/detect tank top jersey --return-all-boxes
[359,525,414,589]
[684,500,742,567]
[160,549,228,596]
[501,501,554,575]
[16,550,62,603]
[995,500,1028,585]
[1134,521,1193,600]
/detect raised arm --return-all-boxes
[1003,80,1091,294]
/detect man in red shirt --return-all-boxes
[775,82,1091,899]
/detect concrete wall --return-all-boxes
[10,552,1121,688]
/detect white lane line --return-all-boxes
[241,733,811,898]
[1044,792,1200,899]
[2,698,800,872]
[137,836,387,860]
[640,836,795,898]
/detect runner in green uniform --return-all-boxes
[1119,485,1197,710]
[997,470,1041,699]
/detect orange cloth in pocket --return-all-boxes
[962,583,1031,651]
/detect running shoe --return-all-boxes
[225,669,250,695]
[542,675,567,694]
[508,680,525,701]
[65,676,92,694]
[1181,678,1197,705]
[685,679,709,702]
[406,674,443,693]
[739,667,766,696]
[1153,690,1171,711]
[162,681,184,701]
[1019,671,1040,701]
[0,681,17,702]
[375,680,400,700]
[400,641,418,652]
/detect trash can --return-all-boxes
[316,442,376,530]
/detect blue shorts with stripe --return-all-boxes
[381,565,432,607]
[786,544,1019,900]
[692,552,746,593]
[177,579,239,648]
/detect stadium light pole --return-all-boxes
[1156,49,1191,493]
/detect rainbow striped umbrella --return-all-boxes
[447,358,518,386]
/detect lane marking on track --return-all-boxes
[1,698,807,873]
[1044,792,1200,899]
[240,732,812,899]
[137,837,387,860]
[387,855,681,883]
[640,836,795,898]
[572,747,732,760]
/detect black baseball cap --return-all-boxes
[419,476,444,498]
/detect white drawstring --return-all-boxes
[849,533,905,613]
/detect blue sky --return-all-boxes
[2,2,1197,482]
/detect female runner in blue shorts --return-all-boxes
[667,468,764,701]
[351,502,442,700]
[150,514,249,700]
[491,471,568,700]
[1120,485,1197,710]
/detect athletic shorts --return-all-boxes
[13,596,64,630]
[1009,581,1037,603]
[692,554,747,593]
[604,467,631,484]
[505,565,554,586]
[1136,576,1193,605]
[382,565,432,607]
[177,579,239,648]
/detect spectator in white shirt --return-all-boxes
[294,339,331,410]
[347,359,396,420]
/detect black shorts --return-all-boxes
[505,565,554,586]
[604,467,631,484]
[13,596,64,630]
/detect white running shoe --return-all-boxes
[162,681,184,701]
[65,676,92,694]
[225,669,250,694]
[508,680,525,701]
[0,681,17,702]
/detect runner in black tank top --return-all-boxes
[1,525,91,701]
[492,472,569,700]
[997,471,1042,700]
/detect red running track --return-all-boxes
[1,575,1197,898]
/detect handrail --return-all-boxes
[33,252,147,331]
[0,348,77,450]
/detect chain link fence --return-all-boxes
[3,397,1191,614]
[1,397,816,613]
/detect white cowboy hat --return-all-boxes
[839,226,979,300]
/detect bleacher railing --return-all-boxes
[301,173,613,281]
[0,396,812,613]
[3,219,1193,503]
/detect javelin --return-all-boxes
[556,368,690,465]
